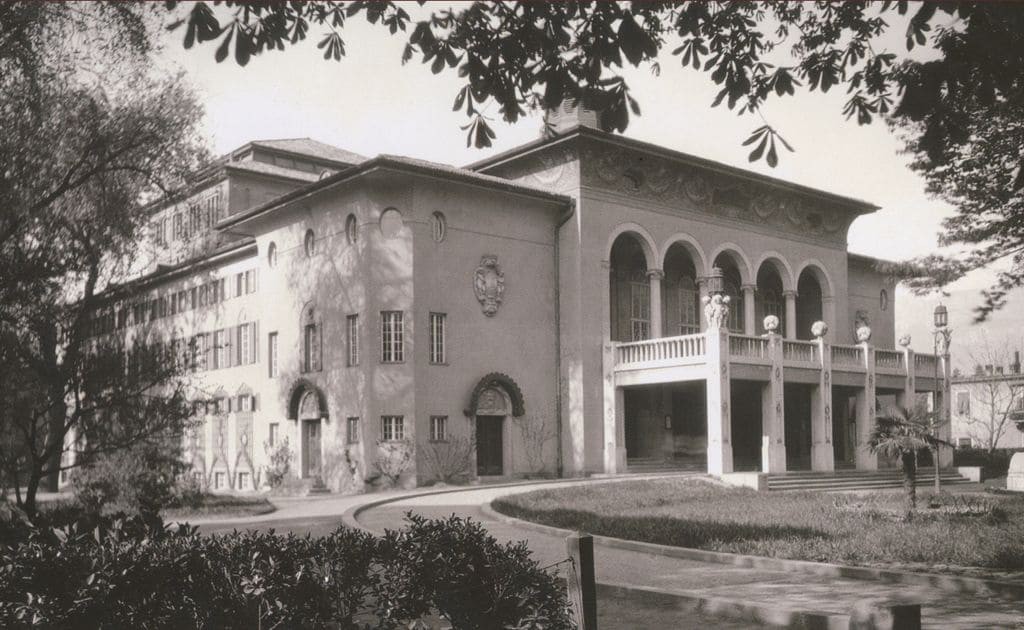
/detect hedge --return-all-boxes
[953,447,1024,479]
[0,512,571,629]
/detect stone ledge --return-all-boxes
[481,501,1024,601]
[720,471,768,491]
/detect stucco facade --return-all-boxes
[82,123,952,493]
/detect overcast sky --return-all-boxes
[155,3,1020,347]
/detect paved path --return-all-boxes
[355,483,1024,630]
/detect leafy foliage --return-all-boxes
[70,441,192,520]
[166,2,1024,313]
[371,439,414,487]
[418,434,475,484]
[263,436,293,488]
[0,511,570,629]
[869,404,950,518]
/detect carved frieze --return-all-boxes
[579,141,853,243]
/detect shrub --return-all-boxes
[953,447,1024,478]
[0,512,569,629]
[418,435,474,484]
[371,439,414,488]
[70,442,188,519]
[263,437,292,489]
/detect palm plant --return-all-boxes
[868,404,949,520]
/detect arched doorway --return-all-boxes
[796,268,824,340]
[609,234,650,341]
[756,263,786,335]
[662,243,701,335]
[286,379,328,480]
[713,252,745,333]
[465,373,526,477]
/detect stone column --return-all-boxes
[600,260,612,341]
[939,352,954,468]
[855,340,878,470]
[647,269,664,339]
[602,341,626,474]
[897,337,915,409]
[697,279,709,332]
[783,290,798,339]
[761,331,786,473]
[811,334,835,472]
[706,326,733,475]
[742,284,756,335]
[822,296,836,338]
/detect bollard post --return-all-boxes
[566,532,597,630]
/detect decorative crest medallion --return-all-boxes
[474,255,505,317]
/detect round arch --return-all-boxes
[604,222,659,270]
[463,372,525,418]
[754,251,796,292]
[708,242,753,285]
[286,378,329,420]
[795,260,834,297]
[659,232,708,277]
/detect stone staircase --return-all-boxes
[767,467,973,492]
[626,456,706,474]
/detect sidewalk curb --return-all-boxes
[481,501,1024,601]
[595,581,851,630]
[342,472,700,535]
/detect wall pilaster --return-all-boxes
[783,290,797,339]
[742,284,756,335]
[602,342,625,473]
[647,269,664,339]
[706,328,733,475]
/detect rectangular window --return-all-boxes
[189,204,201,236]
[630,280,650,341]
[238,394,252,413]
[303,323,321,372]
[239,323,251,365]
[957,437,973,448]
[174,213,184,239]
[429,313,446,364]
[194,333,208,371]
[236,273,244,298]
[214,471,225,489]
[956,391,970,416]
[678,282,700,335]
[268,423,279,447]
[381,415,405,441]
[346,417,360,444]
[214,329,229,369]
[381,311,404,363]
[429,416,448,442]
[268,332,279,377]
[245,269,257,294]
[346,314,359,366]
[198,285,208,308]
[237,472,249,490]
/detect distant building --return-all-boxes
[78,108,952,493]
[950,352,1024,449]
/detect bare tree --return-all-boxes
[513,414,557,477]
[419,433,475,485]
[958,335,1024,453]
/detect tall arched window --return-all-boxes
[629,270,650,341]
[724,271,743,332]
[678,276,700,335]
[301,304,321,373]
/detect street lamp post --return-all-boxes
[932,304,953,494]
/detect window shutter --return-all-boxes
[252,322,259,364]
[225,328,233,368]
[252,394,259,411]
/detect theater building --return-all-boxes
[82,112,952,493]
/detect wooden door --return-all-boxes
[476,415,504,476]
[303,420,322,478]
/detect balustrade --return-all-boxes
[728,334,769,360]
[831,344,864,368]
[874,349,905,372]
[615,333,706,367]
[782,339,818,364]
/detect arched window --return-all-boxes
[304,229,316,257]
[431,211,447,242]
[629,270,650,341]
[678,275,700,335]
[380,208,403,238]
[267,242,278,268]
[301,304,321,373]
[345,214,358,244]
[724,272,743,332]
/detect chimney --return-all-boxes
[542,98,603,137]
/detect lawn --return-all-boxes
[161,493,276,521]
[492,478,1024,580]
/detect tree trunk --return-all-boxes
[932,446,940,495]
[901,450,917,520]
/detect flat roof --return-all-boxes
[218,154,572,231]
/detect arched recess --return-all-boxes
[463,372,525,418]
[662,238,704,335]
[754,252,795,292]
[711,245,752,333]
[795,263,832,341]
[609,232,652,341]
[286,378,329,420]
[755,257,790,334]
[604,222,658,269]
[659,233,708,278]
